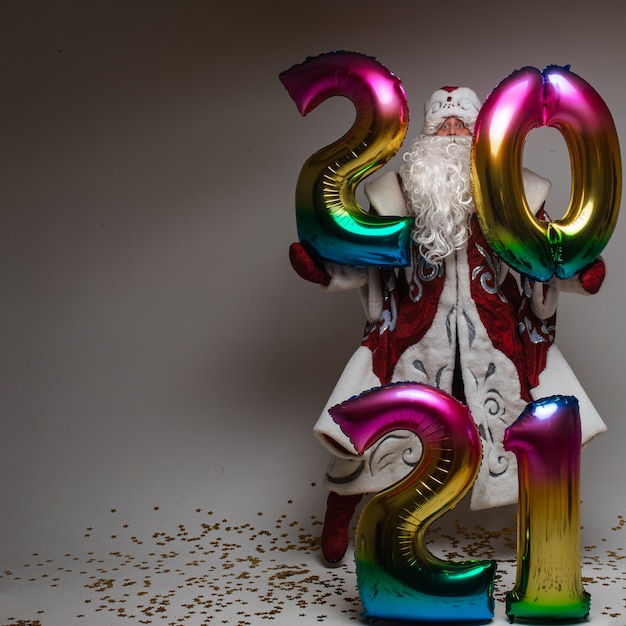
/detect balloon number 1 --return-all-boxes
[504,395,590,622]
[331,385,588,623]
[279,51,413,267]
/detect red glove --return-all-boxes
[289,242,331,286]
[579,258,605,294]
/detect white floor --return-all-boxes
[2,492,625,626]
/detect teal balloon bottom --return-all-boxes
[356,558,496,623]
[506,590,591,623]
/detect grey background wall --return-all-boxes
[1,0,625,568]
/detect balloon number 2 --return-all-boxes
[279,51,413,268]
[331,384,588,623]
[330,383,496,623]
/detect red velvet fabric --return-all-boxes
[289,242,331,286]
[467,225,533,401]
[358,215,558,400]
[363,253,444,385]
[321,491,363,563]
[579,258,606,294]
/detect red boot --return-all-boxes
[321,491,363,565]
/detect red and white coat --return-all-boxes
[313,170,606,510]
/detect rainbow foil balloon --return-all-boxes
[330,382,496,623]
[280,51,413,267]
[472,65,621,281]
[504,395,590,622]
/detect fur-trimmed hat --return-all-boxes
[422,86,482,135]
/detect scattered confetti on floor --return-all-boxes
[1,504,625,625]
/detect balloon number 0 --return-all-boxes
[472,65,621,281]
[331,385,588,623]
[280,51,413,267]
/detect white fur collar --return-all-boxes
[364,168,551,217]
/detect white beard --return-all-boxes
[398,135,474,265]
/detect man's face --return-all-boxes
[435,116,471,136]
